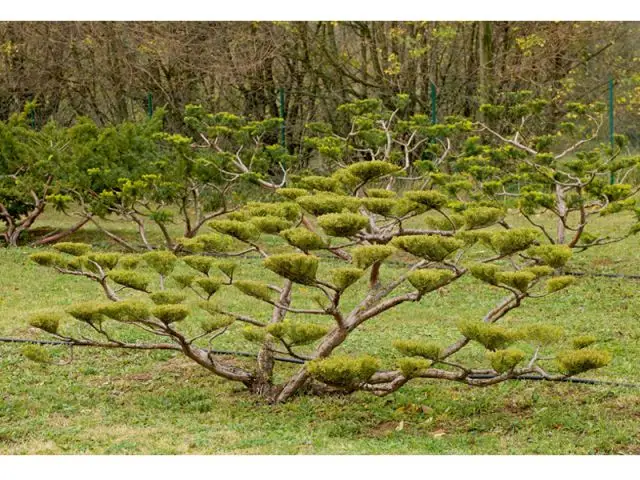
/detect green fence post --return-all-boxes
[430,81,437,125]
[147,92,153,119]
[279,88,286,148]
[609,77,615,185]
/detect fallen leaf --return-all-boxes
[432,429,446,438]
[395,420,405,431]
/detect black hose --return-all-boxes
[2,337,639,387]
[0,337,304,365]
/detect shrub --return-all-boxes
[263,254,319,285]
[317,212,369,237]
[527,245,572,268]
[143,251,178,276]
[307,355,380,386]
[151,304,190,324]
[195,278,223,297]
[108,270,150,292]
[397,357,432,378]
[233,280,273,302]
[52,242,91,256]
[267,320,330,346]
[572,335,598,349]
[280,228,326,252]
[100,301,150,323]
[328,267,364,291]
[457,320,518,351]
[351,245,396,270]
[393,339,443,360]
[29,311,63,334]
[556,349,612,376]
[183,256,214,275]
[149,291,188,305]
[392,235,464,262]
[407,269,455,294]
[209,220,260,243]
[487,348,526,373]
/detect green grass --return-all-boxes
[1,210,640,454]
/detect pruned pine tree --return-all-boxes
[470,93,640,248]
[26,157,619,403]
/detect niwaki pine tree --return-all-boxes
[13,95,640,403]
[24,165,623,403]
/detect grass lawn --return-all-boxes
[1,210,639,454]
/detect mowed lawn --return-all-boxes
[1,210,639,454]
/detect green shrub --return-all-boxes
[404,190,448,209]
[495,271,536,292]
[487,348,526,373]
[317,213,369,237]
[86,253,121,271]
[195,278,223,297]
[328,267,364,291]
[28,311,63,334]
[108,270,150,292]
[297,175,341,193]
[267,320,330,346]
[407,269,455,294]
[151,304,190,324]
[209,220,260,243]
[391,235,463,261]
[457,320,517,351]
[251,216,292,234]
[469,264,501,285]
[276,187,309,200]
[149,290,187,305]
[366,188,396,198]
[524,265,555,278]
[547,276,575,293]
[263,254,319,285]
[172,274,197,289]
[463,207,504,229]
[281,227,326,252]
[201,313,234,333]
[21,344,52,363]
[351,245,396,269]
[490,229,539,256]
[142,251,178,276]
[52,242,91,256]
[518,324,563,345]
[119,254,142,270]
[183,255,214,275]
[345,161,400,181]
[556,349,612,376]
[241,325,267,343]
[30,252,68,268]
[527,245,572,268]
[361,197,398,216]
[307,355,380,386]
[572,335,598,349]
[215,261,238,279]
[297,194,361,216]
[66,301,108,324]
[393,339,443,360]
[100,301,150,323]
[397,357,432,378]
[234,280,273,302]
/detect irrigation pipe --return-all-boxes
[2,337,639,388]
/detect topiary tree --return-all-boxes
[76,106,293,251]
[470,93,640,248]
[0,103,73,246]
[21,154,618,403]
